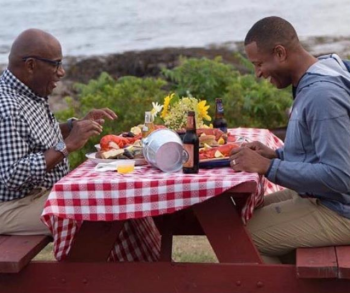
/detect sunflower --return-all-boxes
[197,100,211,121]
[161,93,174,119]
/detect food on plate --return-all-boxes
[214,150,224,158]
[197,128,226,141]
[97,148,134,160]
[217,137,225,145]
[130,126,142,136]
[97,134,143,160]
[199,143,239,161]
[100,134,141,150]
[198,134,218,147]
[197,128,228,146]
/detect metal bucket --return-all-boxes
[142,129,184,173]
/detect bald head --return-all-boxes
[244,16,300,53]
[9,29,61,68]
[7,29,65,97]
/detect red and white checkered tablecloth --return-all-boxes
[41,128,284,261]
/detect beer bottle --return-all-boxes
[182,111,199,174]
[142,111,155,138]
[213,98,228,133]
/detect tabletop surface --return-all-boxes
[40,128,284,261]
[42,128,284,223]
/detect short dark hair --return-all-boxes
[244,16,299,52]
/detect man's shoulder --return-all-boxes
[0,81,20,118]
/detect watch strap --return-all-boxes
[67,117,78,132]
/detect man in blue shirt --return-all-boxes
[230,16,350,263]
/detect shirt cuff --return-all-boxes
[264,160,273,177]
[265,158,281,183]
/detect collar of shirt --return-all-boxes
[1,69,48,104]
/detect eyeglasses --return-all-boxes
[22,56,63,72]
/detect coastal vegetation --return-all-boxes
[56,54,293,169]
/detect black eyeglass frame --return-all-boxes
[22,56,62,72]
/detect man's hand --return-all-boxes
[82,108,118,125]
[229,146,272,174]
[64,108,117,152]
[65,120,103,152]
[241,141,277,159]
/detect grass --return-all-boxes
[34,236,217,263]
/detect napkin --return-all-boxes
[94,162,120,172]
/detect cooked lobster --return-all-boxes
[100,134,141,151]
[199,143,240,160]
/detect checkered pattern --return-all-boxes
[0,69,69,202]
[41,128,284,261]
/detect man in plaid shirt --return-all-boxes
[0,29,117,235]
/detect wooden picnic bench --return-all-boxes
[2,222,350,292]
[0,234,51,273]
[296,245,350,279]
[1,178,350,292]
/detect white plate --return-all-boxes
[95,144,101,151]
[95,144,143,152]
[86,152,148,166]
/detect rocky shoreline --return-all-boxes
[1,36,350,113]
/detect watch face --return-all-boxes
[55,141,68,157]
[55,141,65,151]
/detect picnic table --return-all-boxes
[1,128,350,293]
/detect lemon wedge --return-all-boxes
[217,137,225,145]
[214,150,224,158]
[130,126,142,135]
[203,143,212,150]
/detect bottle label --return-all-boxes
[145,112,152,123]
[183,144,194,168]
[186,115,195,130]
[217,102,224,114]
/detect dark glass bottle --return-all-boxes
[213,98,228,133]
[182,111,199,174]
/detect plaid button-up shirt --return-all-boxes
[0,69,69,202]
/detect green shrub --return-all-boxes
[162,56,238,102]
[162,55,292,129]
[223,75,292,128]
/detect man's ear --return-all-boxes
[23,58,36,74]
[273,45,287,62]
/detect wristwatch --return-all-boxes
[67,117,78,132]
[54,141,69,157]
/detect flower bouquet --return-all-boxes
[151,93,212,131]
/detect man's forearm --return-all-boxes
[59,123,70,139]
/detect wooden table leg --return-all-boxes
[158,215,173,261]
[193,192,262,264]
[64,220,125,262]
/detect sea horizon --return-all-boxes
[1,0,350,65]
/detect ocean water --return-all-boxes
[1,0,350,64]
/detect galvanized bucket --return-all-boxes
[142,129,184,173]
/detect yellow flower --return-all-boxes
[197,100,211,121]
[161,93,174,119]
